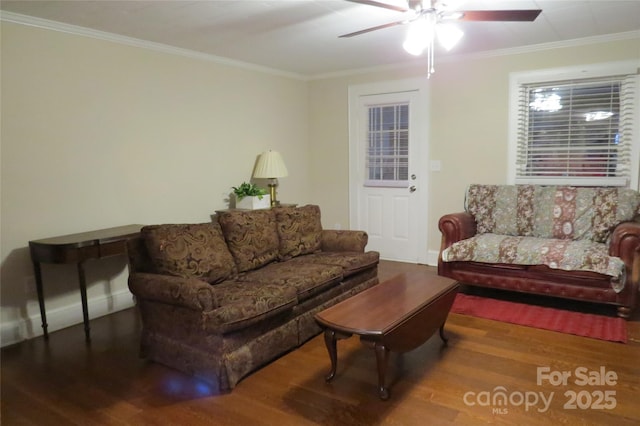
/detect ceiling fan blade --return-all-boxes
[339,19,408,38]
[457,9,542,22]
[345,0,409,13]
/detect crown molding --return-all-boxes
[3,10,638,82]
[0,11,307,81]
[452,29,640,62]
[309,30,640,81]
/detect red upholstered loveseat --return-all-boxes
[438,184,640,318]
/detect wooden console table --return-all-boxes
[29,224,143,341]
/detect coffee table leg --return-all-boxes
[439,323,449,345]
[374,343,390,400]
[323,329,338,382]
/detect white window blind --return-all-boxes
[365,103,409,187]
[515,74,637,186]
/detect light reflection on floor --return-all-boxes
[160,375,219,399]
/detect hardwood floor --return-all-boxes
[3,261,639,425]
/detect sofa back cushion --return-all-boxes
[466,184,640,243]
[465,184,534,237]
[141,222,235,283]
[217,209,280,272]
[275,204,323,260]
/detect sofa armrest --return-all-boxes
[438,212,477,250]
[610,221,640,268]
[321,230,368,252]
[128,272,217,312]
[609,221,640,310]
[438,212,477,278]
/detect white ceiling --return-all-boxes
[2,1,639,78]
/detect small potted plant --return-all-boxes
[232,182,270,209]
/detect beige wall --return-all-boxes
[308,37,640,261]
[0,22,309,343]
[2,19,638,345]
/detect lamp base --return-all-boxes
[268,182,278,207]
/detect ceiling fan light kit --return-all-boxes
[436,24,464,51]
[343,0,541,78]
[402,14,436,56]
[403,17,464,76]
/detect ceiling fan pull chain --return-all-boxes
[429,36,435,78]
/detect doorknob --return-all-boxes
[409,185,417,193]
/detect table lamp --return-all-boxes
[252,150,288,207]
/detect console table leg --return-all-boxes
[323,329,337,382]
[32,261,48,340]
[374,343,390,400]
[77,262,91,342]
[439,323,449,345]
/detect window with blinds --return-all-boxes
[514,73,637,187]
[365,103,409,187]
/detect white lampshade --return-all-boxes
[403,17,434,56]
[436,24,463,51]
[252,150,288,179]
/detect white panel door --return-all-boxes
[349,79,429,263]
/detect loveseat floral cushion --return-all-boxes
[275,204,323,260]
[466,184,640,243]
[142,222,236,283]
[441,233,625,281]
[465,184,535,236]
[217,209,280,272]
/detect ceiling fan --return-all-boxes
[341,0,542,76]
[340,0,542,38]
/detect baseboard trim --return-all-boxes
[427,250,439,267]
[378,250,440,267]
[1,289,135,347]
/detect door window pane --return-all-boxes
[366,103,409,186]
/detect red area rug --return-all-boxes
[450,293,627,343]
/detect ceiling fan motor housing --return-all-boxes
[409,0,424,11]
[414,0,450,12]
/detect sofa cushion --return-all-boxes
[465,184,535,236]
[275,204,323,260]
[206,281,298,333]
[466,184,640,243]
[217,209,280,272]
[441,233,626,282]
[236,262,343,302]
[141,223,235,283]
[320,229,368,252]
[287,251,380,277]
[532,186,640,243]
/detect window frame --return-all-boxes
[508,60,640,190]
[364,102,410,188]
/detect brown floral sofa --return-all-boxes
[127,205,379,392]
[438,184,640,318]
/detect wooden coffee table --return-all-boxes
[314,272,459,400]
